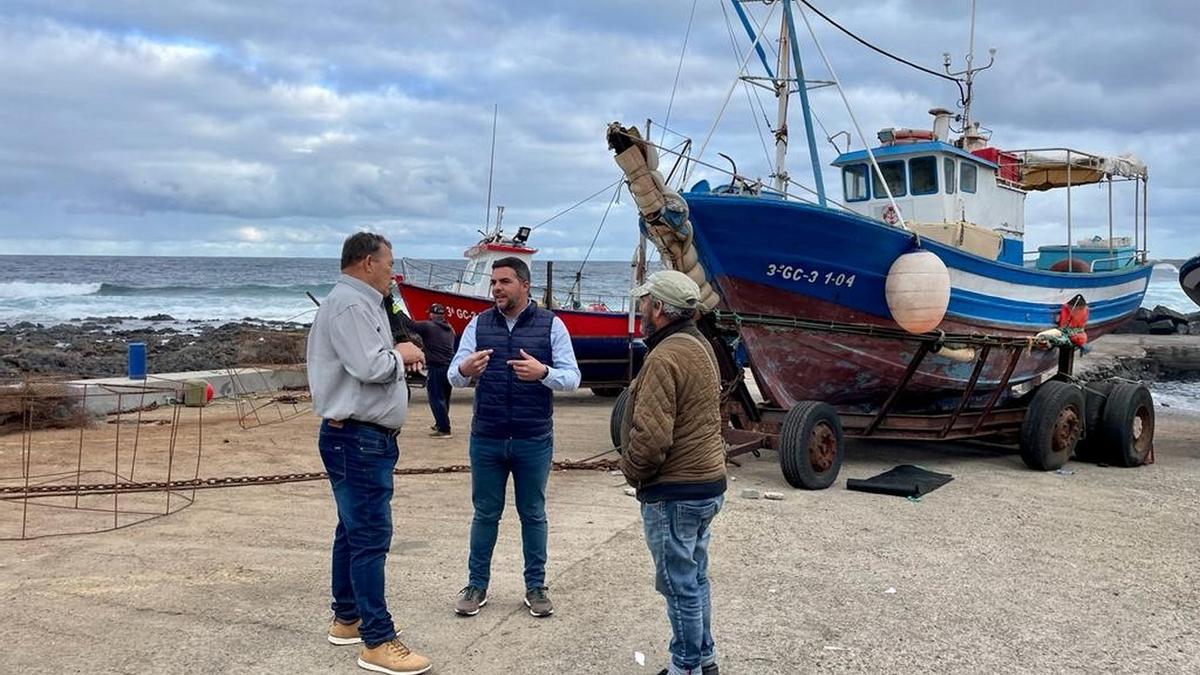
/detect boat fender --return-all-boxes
[885,250,951,334]
[931,344,976,362]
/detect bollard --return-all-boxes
[127,342,146,380]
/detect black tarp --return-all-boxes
[845,465,953,498]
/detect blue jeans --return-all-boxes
[319,420,399,647]
[467,433,553,590]
[425,365,451,432]
[642,496,724,674]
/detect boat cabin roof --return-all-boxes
[832,141,997,169]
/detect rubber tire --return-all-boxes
[591,387,624,398]
[1019,380,1084,471]
[1074,379,1116,462]
[1096,382,1154,467]
[778,401,844,490]
[609,388,631,453]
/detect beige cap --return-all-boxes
[630,270,701,309]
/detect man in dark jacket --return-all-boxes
[448,257,580,619]
[620,270,726,675]
[411,303,456,438]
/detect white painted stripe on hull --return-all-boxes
[948,268,1148,305]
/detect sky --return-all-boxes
[0,0,1196,260]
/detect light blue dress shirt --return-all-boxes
[447,307,581,391]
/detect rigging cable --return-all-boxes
[718,0,775,176]
[529,177,624,232]
[570,180,624,300]
[795,0,966,106]
[661,0,701,145]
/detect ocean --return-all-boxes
[0,255,652,326]
[0,254,1190,326]
[0,255,1193,327]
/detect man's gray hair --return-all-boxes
[654,297,693,320]
[340,231,392,270]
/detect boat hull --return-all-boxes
[685,193,1153,408]
[397,282,645,387]
[1181,255,1200,308]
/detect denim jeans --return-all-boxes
[318,420,399,647]
[467,432,554,590]
[425,365,451,433]
[641,495,724,674]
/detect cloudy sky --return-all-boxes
[1,0,1196,260]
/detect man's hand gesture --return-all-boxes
[395,342,425,373]
[457,349,493,378]
[507,349,549,382]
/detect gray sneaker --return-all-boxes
[455,585,488,616]
[524,586,553,617]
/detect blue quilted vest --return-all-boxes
[471,303,555,439]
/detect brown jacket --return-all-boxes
[619,320,727,502]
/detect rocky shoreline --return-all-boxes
[0,317,309,380]
[1113,305,1200,336]
[3,316,1198,385]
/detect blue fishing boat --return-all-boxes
[1181,255,1200,307]
[606,0,1156,484]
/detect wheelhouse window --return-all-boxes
[909,156,938,195]
[842,163,870,202]
[943,157,956,194]
[960,162,978,193]
[871,160,907,198]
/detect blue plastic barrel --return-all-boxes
[127,342,147,380]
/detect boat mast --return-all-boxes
[942,0,994,138]
[782,0,826,205]
[772,8,791,193]
[484,103,498,232]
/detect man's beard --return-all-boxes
[641,319,656,339]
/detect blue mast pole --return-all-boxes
[783,0,827,206]
[729,0,774,79]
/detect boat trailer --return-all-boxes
[611,311,1155,490]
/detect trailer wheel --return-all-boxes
[779,401,844,490]
[1097,382,1154,467]
[1074,379,1116,462]
[609,387,631,453]
[1019,380,1084,470]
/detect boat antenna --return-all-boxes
[942,0,995,134]
[484,103,498,232]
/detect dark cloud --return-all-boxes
[0,1,1195,259]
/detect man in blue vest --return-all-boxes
[447,256,580,619]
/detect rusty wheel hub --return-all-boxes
[1132,405,1153,457]
[1052,406,1081,453]
[809,422,837,472]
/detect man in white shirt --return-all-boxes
[448,257,580,619]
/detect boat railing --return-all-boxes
[1004,146,1149,268]
[399,257,633,312]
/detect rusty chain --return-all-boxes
[0,457,621,500]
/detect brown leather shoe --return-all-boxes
[357,638,432,675]
[328,618,362,645]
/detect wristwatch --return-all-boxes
[539,365,550,381]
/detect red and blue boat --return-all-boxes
[395,227,644,394]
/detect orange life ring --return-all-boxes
[893,129,936,141]
[1049,258,1090,273]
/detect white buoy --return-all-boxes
[885,250,951,334]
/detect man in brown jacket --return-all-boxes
[620,270,726,675]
